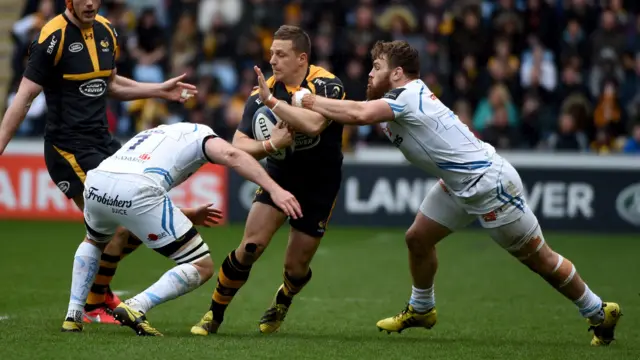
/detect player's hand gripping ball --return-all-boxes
[252,106,295,160]
[292,88,311,107]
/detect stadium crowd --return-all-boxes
[7,0,640,154]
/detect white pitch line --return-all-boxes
[0,315,10,321]
[112,290,131,296]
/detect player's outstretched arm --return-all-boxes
[108,72,197,103]
[301,94,394,126]
[0,77,42,154]
[204,137,303,219]
[253,66,328,136]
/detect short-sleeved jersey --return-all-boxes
[24,13,118,148]
[380,79,497,196]
[237,65,345,173]
[96,123,217,192]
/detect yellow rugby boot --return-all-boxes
[191,311,222,336]
[259,286,290,334]
[61,318,83,333]
[588,302,622,346]
[112,303,163,337]
[376,304,437,334]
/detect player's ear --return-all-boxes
[299,52,308,65]
[392,67,403,81]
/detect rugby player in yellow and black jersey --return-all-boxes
[190,25,345,336]
[0,0,197,331]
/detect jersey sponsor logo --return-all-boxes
[85,186,133,211]
[391,134,403,147]
[147,232,168,241]
[57,181,70,194]
[100,38,110,52]
[615,183,640,226]
[113,154,147,163]
[46,35,57,54]
[294,133,320,151]
[79,79,107,97]
[313,78,326,87]
[482,211,497,222]
[68,42,84,53]
[383,88,406,100]
[329,84,342,98]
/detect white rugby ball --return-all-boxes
[252,106,294,161]
[292,88,311,107]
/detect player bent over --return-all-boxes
[62,122,302,336]
[298,40,621,346]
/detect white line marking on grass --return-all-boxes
[0,315,10,321]
[112,290,131,296]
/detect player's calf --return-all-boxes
[123,229,213,316]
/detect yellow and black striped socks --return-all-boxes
[276,269,313,307]
[84,235,142,311]
[210,250,252,322]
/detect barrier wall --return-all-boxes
[2,140,639,232]
[0,144,228,223]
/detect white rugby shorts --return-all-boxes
[420,155,533,230]
[83,169,193,248]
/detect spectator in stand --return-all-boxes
[481,106,521,150]
[545,112,589,152]
[130,8,167,84]
[622,123,640,153]
[473,83,519,132]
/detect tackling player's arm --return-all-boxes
[233,94,293,160]
[203,136,302,219]
[300,95,394,126]
[265,96,328,137]
[254,66,344,136]
[0,28,58,154]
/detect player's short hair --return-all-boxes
[371,40,420,79]
[274,25,311,56]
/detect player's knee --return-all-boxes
[84,236,108,250]
[491,213,543,260]
[405,227,432,255]
[110,227,130,247]
[237,238,268,264]
[193,255,215,283]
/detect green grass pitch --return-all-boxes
[0,220,638,359]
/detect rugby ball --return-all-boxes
[292,88,311,107]
[252,106,294,160]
